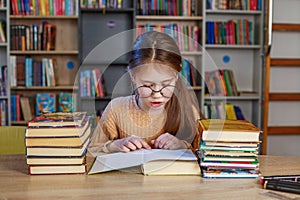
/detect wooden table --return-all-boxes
[0,155,300,200]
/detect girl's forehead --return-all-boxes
[134,63,177,80]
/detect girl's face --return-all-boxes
[131,63,178,112]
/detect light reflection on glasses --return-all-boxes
[135,85,176,98]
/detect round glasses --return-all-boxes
[135,85,176,98]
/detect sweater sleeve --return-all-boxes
[88,102,119,155]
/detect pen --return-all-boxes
[263,179,300,194]
[260,174,300,185]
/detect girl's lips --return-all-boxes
[150,102,163,107]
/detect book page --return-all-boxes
[88,149,196,174]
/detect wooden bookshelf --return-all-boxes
[0,2,9,126]
[8,0,79,124]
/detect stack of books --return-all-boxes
[198,119,261,178]
[25,112,91,175]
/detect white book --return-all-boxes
[88,149,200,176]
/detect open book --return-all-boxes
[88,149,200,176]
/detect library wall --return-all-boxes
[267,0,300,156]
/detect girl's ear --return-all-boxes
[175,73,179,81]
[129,72,136,83]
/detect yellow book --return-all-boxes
[225,104,237,120]
[199,119,262,142]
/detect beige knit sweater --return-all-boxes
[89,95,200,154]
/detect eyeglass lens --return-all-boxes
[137,85,175,98]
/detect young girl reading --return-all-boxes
[89,31,202,154]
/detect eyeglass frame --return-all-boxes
[135,85,176,98]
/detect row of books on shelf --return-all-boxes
[198,119,261,178]
[206,19,254,45]
[180,59,201,87]
[10,22,56,51]
[0,65,7,96]
[205,69,238,96]
[10,55,56,87]
[80,0,124,9]
[11,93,75,122]
[80,68,107,98]
[10,0,78,16]
[0,19,6,43]
[0,100,7,125]
[25,112,90,175]
[206,0,262,11]
[0,0,7,8]
[136,0,200,16]
[136,23,200,52]
[203,103,245,120]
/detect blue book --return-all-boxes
[36,93,56,115]
[58,93,74,112]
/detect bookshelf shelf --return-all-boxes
[205,45,262,49]
[204,96,260,101]
[10,50,79,55]
[11,86,78,91]
[206,10,262,15]
[11,121,27,125]
[181,51,203,56]
[0,96,9,99]
[80,8,135,13]
[136,15,203,21]
[10,16,78,19]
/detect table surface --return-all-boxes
[0,155,300,200]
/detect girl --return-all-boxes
[89,31,202,154]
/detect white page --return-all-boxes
[88,149,196,174]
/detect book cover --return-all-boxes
[199,119,261,142]
[58,93,74,112]
[26,116,90,137]
[28,164,86,175]
[28,112,87,127]
[20,96,33,122]
[25,124,91,147]
[201,168,260,178]
[35,93,56,115]
[88,149,200,176]
[26,138,90,157]
[26,154,86,165]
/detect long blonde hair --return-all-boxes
[128,31,201,144]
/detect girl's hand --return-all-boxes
[151,133,189,150]
[110,135,151,153]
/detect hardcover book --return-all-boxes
[26,138,90,157]
[28,112,87,127]
[26,154,86,165]
[28,164,86,175]
[58,93,74,112]
[25,125,91,147]
[26,116,90,137]
[35,93,56,115]
[199,119,261,142]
